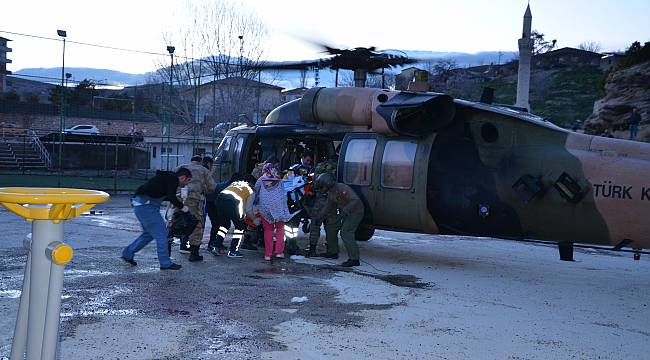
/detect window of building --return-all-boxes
[343,139,376,186]
[381,140,417,189]
[153,146,157,158]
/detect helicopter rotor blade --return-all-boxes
[254,59,329,71]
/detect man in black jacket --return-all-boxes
[122,168,192,270]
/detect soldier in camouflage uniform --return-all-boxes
[312,173,364,267]
[175,155,216,261]
[304,156,338,257]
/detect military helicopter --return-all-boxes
[257,42,417,88]
[214,52,650,261]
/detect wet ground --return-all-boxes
[0,195,649,359]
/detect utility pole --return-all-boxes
[56,30,66,187]
[238,35,244,78]
[166,45,175,170]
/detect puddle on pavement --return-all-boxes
[371,274,430,289]
[320,265,430,289]
[254,267,292,275]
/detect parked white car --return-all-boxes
[64,124,100,135]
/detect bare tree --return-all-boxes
[154,0,271,137]
[578,41,602,53]
[299,69,308,88]
[338,71,355,87]
[366,72,395,89]
[432,58,458,82]
[532,30,557,55]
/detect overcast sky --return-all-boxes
[2,0,649,74]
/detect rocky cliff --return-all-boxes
[584,61,650,139]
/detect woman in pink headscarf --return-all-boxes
[256,163,292,260]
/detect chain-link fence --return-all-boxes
[0,126,222,192]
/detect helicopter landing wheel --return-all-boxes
[355,226,375,241]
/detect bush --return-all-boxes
[619,41,650,69]
[25,94,40,104]
[3,91,19,101]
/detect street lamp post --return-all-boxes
[57,30,66,187]
[166,45,175,170]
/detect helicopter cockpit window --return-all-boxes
[344,139,376,186]
[381,140,417,189]
[215,135,233,161]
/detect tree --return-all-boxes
[578,41,602,53]
[532,30,557,55]
[431,58,458,85]
[153,0,271,136]
[366,72,395,89]
[3,91,19,101]
[621,41,650,68]
[25,94,40,104]
[68,79,98,107]
[48,86,63,104]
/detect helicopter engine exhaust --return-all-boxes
[299,87,455,136]
[377,92,456,137]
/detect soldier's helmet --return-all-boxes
[314,173,336,192]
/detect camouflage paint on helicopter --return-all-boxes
[247,87,650,252]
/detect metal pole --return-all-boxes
[41,244,65,359]
[57,36,66,187]
[22,133,26,175]
[160,83,164,171]
[25,220,63,360]
[239,35,244,78]
[166,50,174,171]
[9,236,32,360]
[103,138,108,172]
[257,71,261,124]
[114,134,118,193]
[211,73,216,155]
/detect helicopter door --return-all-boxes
[339,134,381,225]
[372,137,428,231]
[213,135,234,182]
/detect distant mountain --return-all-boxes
[13,68,150,87]
[14,50,518,89]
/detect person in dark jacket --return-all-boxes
[206,172,242,254]
[122,168,192,270]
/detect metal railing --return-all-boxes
[28,129,52,169]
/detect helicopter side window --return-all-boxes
[343,139,376,186]
[381,140,417,189]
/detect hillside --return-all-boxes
[438,65,605,128]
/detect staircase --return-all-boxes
[0,132,51,171]
[0,142,19,169]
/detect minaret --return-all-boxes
[515,3,533,110]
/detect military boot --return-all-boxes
[188,245,203,262]
[240,233,258,250]
[179,236,191,254]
